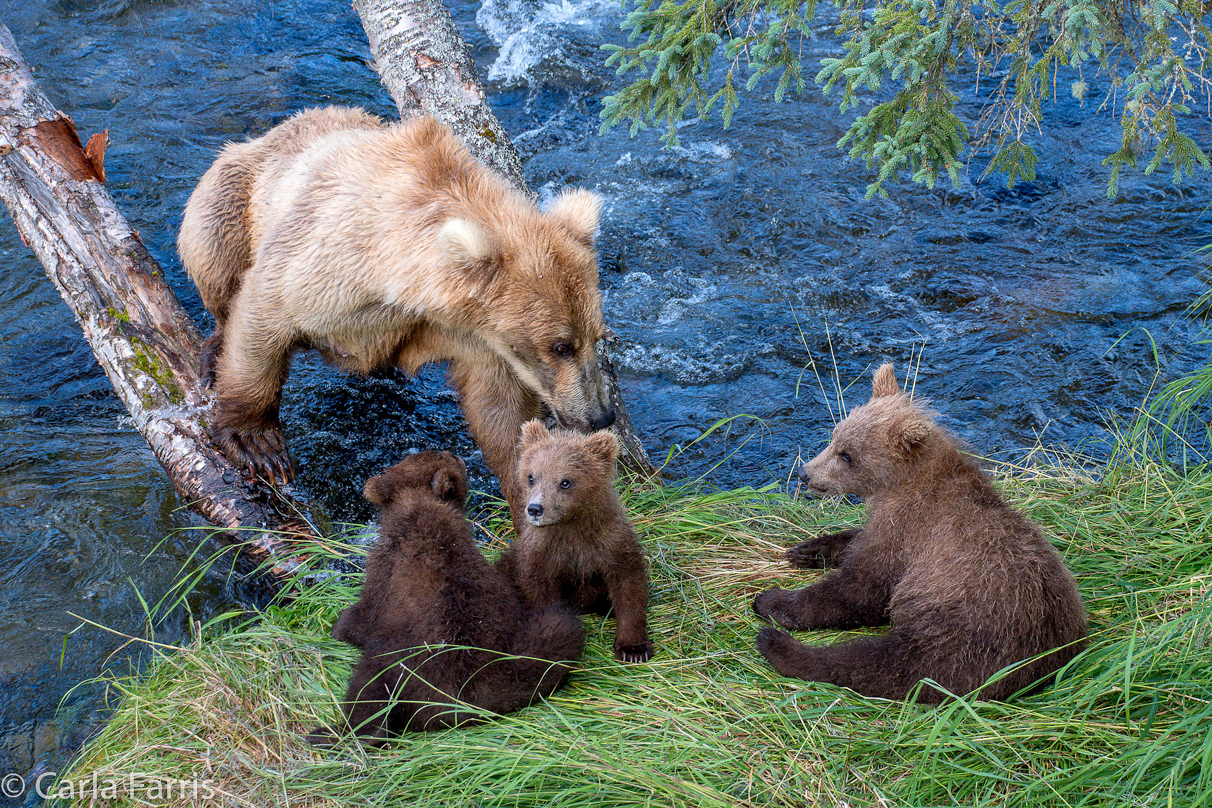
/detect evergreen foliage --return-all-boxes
[600,0,1212,197]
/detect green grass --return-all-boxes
[53,452,1212,807]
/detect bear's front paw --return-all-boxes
[213,419,294,486]
[753,587,790,620]
[756,627,818,680]
[786,528,860,569]
[614,640,653,664]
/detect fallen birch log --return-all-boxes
[0,24,320,587]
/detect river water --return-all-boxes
[0,0,1209,800]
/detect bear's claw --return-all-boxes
[213,421,294,487]
[615,641,653,664]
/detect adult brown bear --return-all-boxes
[754,363,1087,702]
[178,106,615,517]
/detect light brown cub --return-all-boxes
[753,363,1087,702]
[497,420,652,663]
[178,106,615,518]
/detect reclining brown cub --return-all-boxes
[309,451,585,745]
[753,363,1087,702]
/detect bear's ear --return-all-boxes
[892,418,931,461]
[520,419,550,448]
[438,218,497,275]
[584,430,619,465]
[871,362,900,398]
[546,189,602,248]
[363,472,396,508]
[430,466,466,506]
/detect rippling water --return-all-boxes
[0,0,1209,799]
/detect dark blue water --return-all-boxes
[0,0,1209,800]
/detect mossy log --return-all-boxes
[0,24,318,586]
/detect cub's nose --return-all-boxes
[797,464,811,485]
[590,409,616,431]
[527,503,544,518]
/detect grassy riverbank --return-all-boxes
[57,453,1212,807]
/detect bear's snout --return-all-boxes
[797,464,811,485]
[527,502,544,519]
[590,409,616,431]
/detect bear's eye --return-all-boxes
[527,473,534,486]
[552,341,574,358]
[839,451,853,465]
[559,479,572,489]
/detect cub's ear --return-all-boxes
[438,218,497,273]
[871,362,900,398]
[520,419,550,448]
[546,189,602,248]
[892,418,931,461]
[584,430,620,465]
[363,471,396,508]
[430,466,466,506]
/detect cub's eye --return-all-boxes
[559,479,572,489]
[839,451,853,465]
[527,474,534,486]
[552,342,574,357]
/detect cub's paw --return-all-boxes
[305,725,340,748]
[213,419,294,486]
[615,640,654,664]
[753,587,790,620]
[754,588,814,631]
[756,627,816,680]
[786,528,860,569]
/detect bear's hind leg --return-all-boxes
[756,627,944,702]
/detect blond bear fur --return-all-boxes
[497,421,652,663]
[178,106,614,511]
[753,363,1087,702]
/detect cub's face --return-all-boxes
[363,450,469,512]
[437,189,615,434]
[799,363,932,500]
[801,413,897,499]
[517,420,618,527]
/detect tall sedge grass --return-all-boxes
[54,444,1212,807]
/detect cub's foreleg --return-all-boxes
[606,544,652,663]
[756,628,940,702]
[786,527,862,569]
